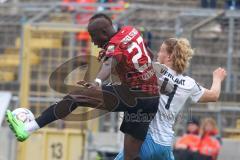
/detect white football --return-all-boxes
[12,108,35,123]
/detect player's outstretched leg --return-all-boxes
[6,99,86,142]
[5,90,112,142]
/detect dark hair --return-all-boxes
[187,117,199,126]
[89,13,112,25]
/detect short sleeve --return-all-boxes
[105,45,115,57]
[190,82,205,103]
[105,44,123,57]
[105,44,124,64]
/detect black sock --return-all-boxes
[35,96,78,128]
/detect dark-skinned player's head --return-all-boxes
[88,13,116,48]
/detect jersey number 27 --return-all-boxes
[127,36,151,72]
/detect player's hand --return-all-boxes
[98,50,106,62]
[213,67,227,82]
[77,80,100,89]
[77,80,92,88]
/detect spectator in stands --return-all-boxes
[174,118,201,160]
[198,118,221,160]
[201,0,217,8]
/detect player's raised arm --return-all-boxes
[95,57,113,82]
[198,67,227,102]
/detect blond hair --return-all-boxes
[200,118,218,135]
[163,38,194,74]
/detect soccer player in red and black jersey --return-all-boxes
[6,13,171,160]
[86,13,160,160]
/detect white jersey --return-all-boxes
[149,65,205,146]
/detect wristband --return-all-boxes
[94,78,102,86]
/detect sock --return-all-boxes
[35,97,78,128]
[34,95,98,128]
[24,120,40,134]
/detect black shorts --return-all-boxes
[102,84,159,141]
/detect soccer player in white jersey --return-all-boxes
[115,38,226,160]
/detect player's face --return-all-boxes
[88,19,110,48]
[157,43,169,64]
[88,29,108,48]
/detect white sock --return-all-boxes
[24,120,40,134]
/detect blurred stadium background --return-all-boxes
[0,0,240,160]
